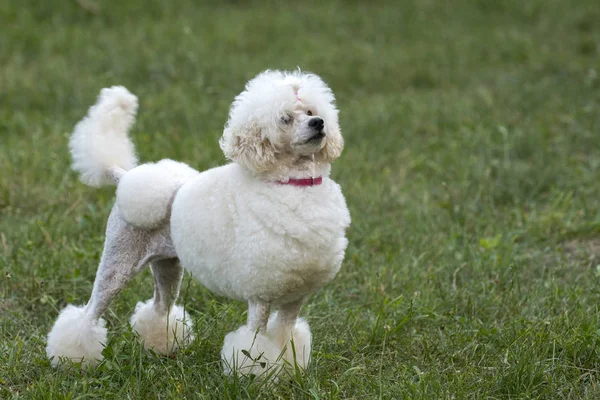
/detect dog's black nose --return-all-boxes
[308,117,324,131]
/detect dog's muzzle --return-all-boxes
[308,117,324,131]
[305,117,325,144]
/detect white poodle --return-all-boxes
[46,70,351,377]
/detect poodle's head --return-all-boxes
[220,70,343,177]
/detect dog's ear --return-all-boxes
[220,123,277,172]
[318,124,344,163]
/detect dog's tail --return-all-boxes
[69,86,139,187]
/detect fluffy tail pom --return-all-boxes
[69,86,139,187]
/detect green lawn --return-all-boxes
[2,0,600,398]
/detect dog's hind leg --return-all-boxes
[46,207,153,367]
[129,258,194,354]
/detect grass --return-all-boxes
[1,0,600,398]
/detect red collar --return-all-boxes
[278,176,323,187]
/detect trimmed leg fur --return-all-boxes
[221,318,312,377]
[46,305,107,367]
[130,300,194,354]
[221,325,283,377]
[221,299,312,377]
[267,315,312,370]
[46,207,177,367]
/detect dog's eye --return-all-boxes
[280,114,293,124]
[307,110,313,116]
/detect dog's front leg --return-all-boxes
[268,299,312,370]
[247,299,270,332]
[221,299,286,377]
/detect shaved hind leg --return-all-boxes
[46,206,176,366]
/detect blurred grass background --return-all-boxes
[1,0,600,398]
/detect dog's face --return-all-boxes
[220,70,344,174]
[280,101,327,157]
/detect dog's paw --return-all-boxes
[46,305,107,367]
[286,318,312,369]
[221,325,283,378]
[266,315,312,370]
[130,300,194,354]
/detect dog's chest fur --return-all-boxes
[170,164,350,304]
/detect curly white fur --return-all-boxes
[129,300,194,354]
[172,164,350,303]
[116,160,199,228]
[172,70,350,304]
[219,70,344,180]
[172,70,350,375]
[46,305,107,366]
[69,86,138,187]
